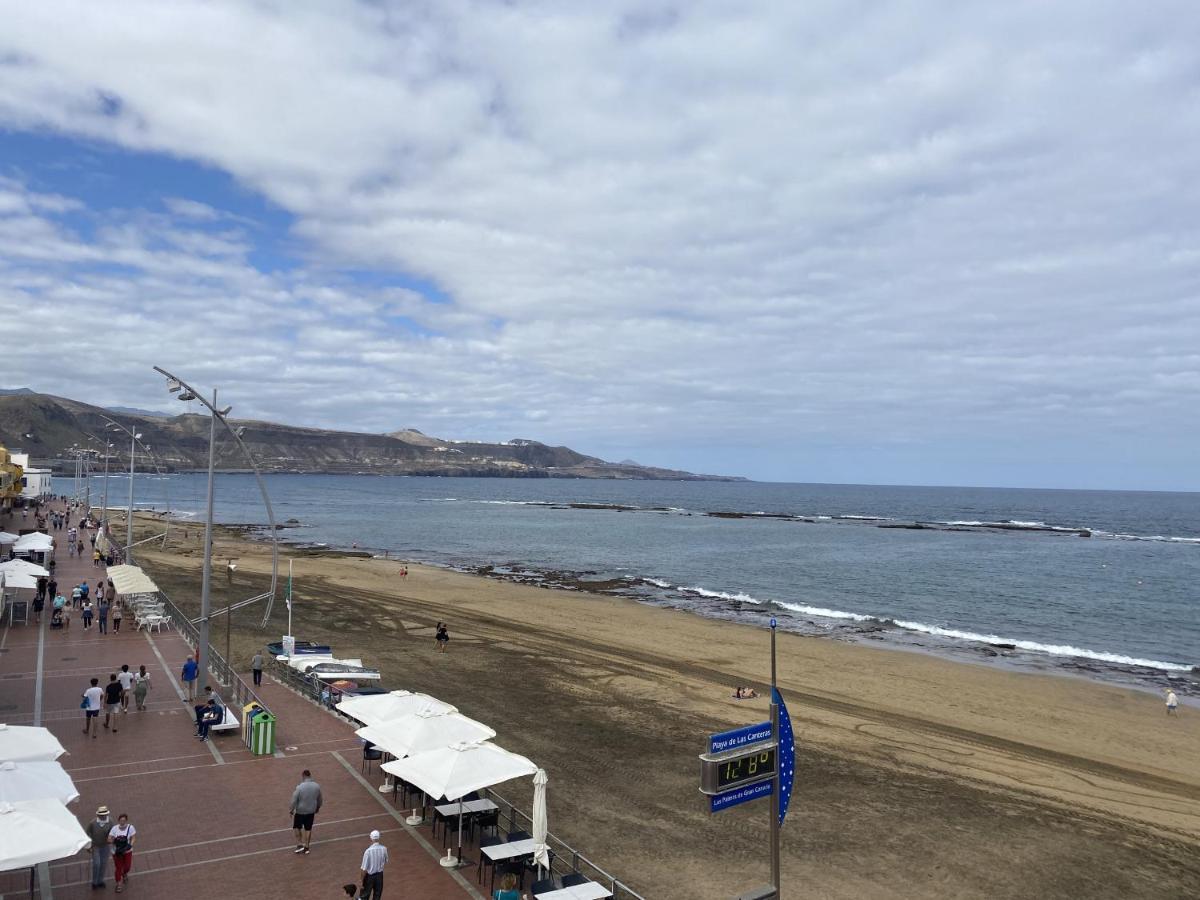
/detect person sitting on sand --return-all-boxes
[733,686,759,699]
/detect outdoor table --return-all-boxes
[481,837,538,862]
[434,799,498,817]
[535,884,613,900]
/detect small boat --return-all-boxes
[306,661,382,681]
[266,640,331,656]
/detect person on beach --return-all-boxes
[87,805,114,888]
[118,664,134,711]
[358,829,388,899]
[103,674,123,732]
[181,656,198,701]
[1166,689,1179,715]
[435,622,449,653]
[108,812,137,892]
[252,650,264,686]
[133,665,151,710]
[290,769,323,855]
[81,599,94,630]
[83,677,103,738]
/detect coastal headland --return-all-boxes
[125,512,1200,900]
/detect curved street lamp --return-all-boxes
[153,366,279,687]
[101,416,143,556]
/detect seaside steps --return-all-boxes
[0,499,480,899]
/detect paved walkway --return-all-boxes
[0,499,483,899]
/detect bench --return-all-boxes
[209,704,240,733]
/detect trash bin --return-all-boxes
[249,712,276,756]
[242,702,262,748]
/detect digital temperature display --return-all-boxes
[717,747,776,789]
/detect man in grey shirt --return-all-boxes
[251,650,264,686]
[289,769,323,854]
[86,805,114,888]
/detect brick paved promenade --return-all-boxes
[0,499,482,899]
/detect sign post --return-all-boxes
[701,616,793,899]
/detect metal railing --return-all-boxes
[134,563,274,718]
[480,786,648,900]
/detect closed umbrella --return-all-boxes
[0,761,79,805]
[0,725,66,763]
[532,768,549,876]
[0,799,89,872]
[383,741,538,867]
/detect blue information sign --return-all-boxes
[710,778,773,813]
[709,721,773,755]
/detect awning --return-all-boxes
[105,564,159,595]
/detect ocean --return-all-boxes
[109,474,1199,694]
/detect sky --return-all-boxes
[1,2,1199,489]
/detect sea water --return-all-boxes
[113,474,1199,692]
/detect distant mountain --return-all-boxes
[0,392,745,481]
[107,405,171,418]
[0,387,36,396]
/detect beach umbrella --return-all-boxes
[0,761,79,805]
[356,709,496,758]
[0,725,66,764]
[335,690,456,726]
[383,740,537,867]
[12,533,52,554]
[0,798,89,871]
[0,569,37,590]
[0,532,19,545]
[532,768,549,876]
[0,559,49,579]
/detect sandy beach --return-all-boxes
[126,513,1200,899]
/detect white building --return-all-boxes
[9,453,53,500]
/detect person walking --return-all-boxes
[118,664,134,712]
[181,656,198,701]
[108,812,137,892]
[435,622,449,653]
[103,674,123,732]
[133,665,151,710]
[81,599,94,630]
[86,806,114,889]
[112,602,123,633]
[98,596,110,634]
[251,650,264,686]
[82,678,103,738]
[1166,689,1179,715]
[289,769,323,855]
[358,830,388,899]
[47,577,57,602]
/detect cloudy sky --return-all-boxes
[1,2,1198,488]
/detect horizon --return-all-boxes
[2,4,1199,491]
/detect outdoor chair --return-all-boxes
[561,873,588,887]
[531,878,557,896]
[361,744,383,773]
[477,835,500,885]
[473,808,499,839]
[507,829,531,843]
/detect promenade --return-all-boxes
[0,499,482,899]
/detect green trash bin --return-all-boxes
[249,712,276,756]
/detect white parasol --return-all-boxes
[0,725,67,763]
[0,761,79,805]
[0,799,89,871]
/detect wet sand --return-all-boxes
[127,514,1200,899]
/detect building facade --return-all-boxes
[0,446,22,514]
[8,453,52,500]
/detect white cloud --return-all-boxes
[1,1,1199,485]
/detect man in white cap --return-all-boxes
[358,829,388,899]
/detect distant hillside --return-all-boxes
[0,392,744,481]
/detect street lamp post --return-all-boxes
[102,418,144,558]
[100,441,113,528]
[153,366,278,689]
